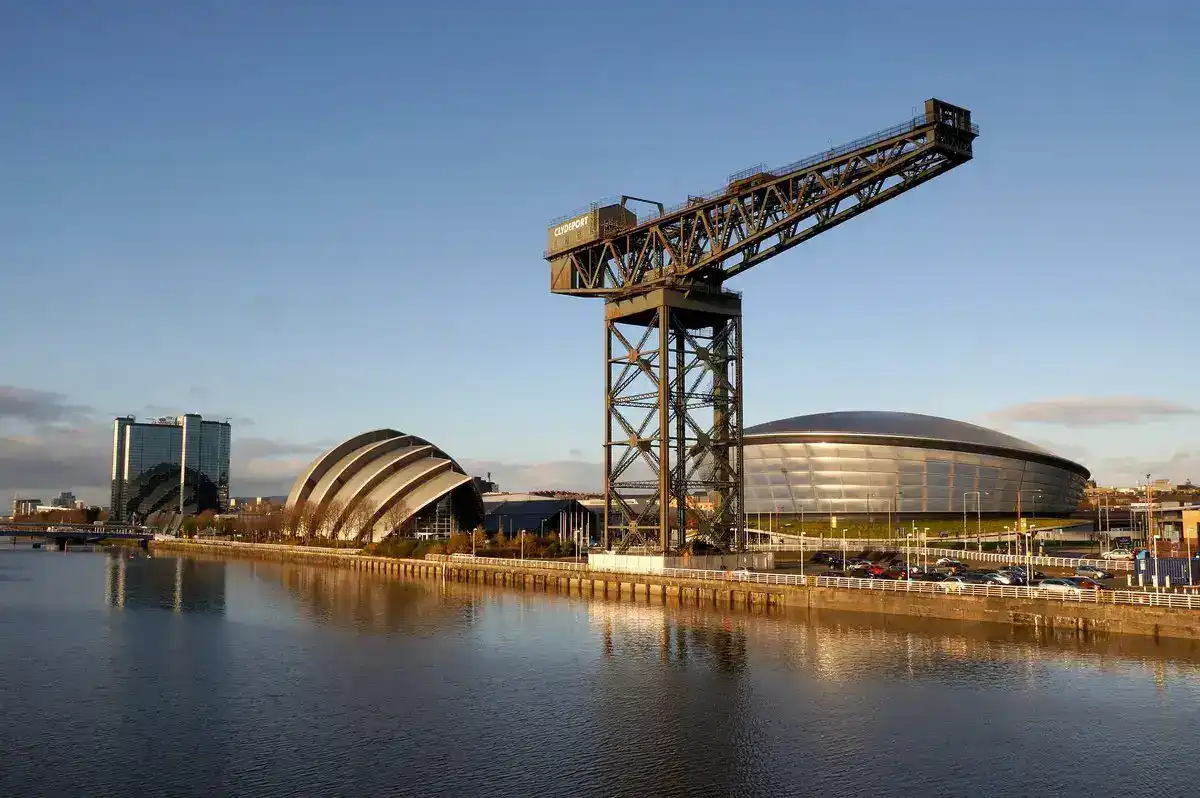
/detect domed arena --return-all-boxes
[285,429,484,543]
[743,411,1089,517]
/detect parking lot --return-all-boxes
[772,549,1134,592]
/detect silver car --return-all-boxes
[1075,565,1113,580]
[1036,578,1083,594]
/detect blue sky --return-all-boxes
[2,1,1198,501]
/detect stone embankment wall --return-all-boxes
[151,540,1200,641]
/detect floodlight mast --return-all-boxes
[545,99,977,553]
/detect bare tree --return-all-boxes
[283,500,314,541]
[318,500,346,543]
[377,500,410,541]
[341,501,375,546]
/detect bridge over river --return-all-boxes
[2,522,153,550]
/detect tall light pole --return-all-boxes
[1153,533,1161,592]
[962,493,969,540]
[962,490,985,548]
[1016,489,1042,556]
[1146,473,1155,550]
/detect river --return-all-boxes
[2,547,1200,796]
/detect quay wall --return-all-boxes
[151,540,1200,641]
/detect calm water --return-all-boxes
[3,548,1200,797]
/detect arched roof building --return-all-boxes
[743,411,1089,516]
[285,429,484,542]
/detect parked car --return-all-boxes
[912,572,948,583]
[1101,548,1135,561]
[731,568,752,576]
[1064,576,1104,590]
[935,557,966,569]
[846,558,872,570]
[1036,578,1083,594]
[942,574,992,590]
[983,571,1021,586]
[1075,565,1113,580]
[1004,565,1046,580]
[810,551,839,565]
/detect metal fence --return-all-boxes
[747,539,1134,572]
[433,553,587,572]
[164,538,363,556]
[584,564,1200,609]
[427,553,1199,609]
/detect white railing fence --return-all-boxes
[583,564,1200,609]
[747,538,1134,572]
[433,553,587,571]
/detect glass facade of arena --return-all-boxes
[743,440,1088,516]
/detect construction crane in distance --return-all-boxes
[545,99,978,553]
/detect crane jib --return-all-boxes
[545,98,976,297]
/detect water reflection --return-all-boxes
[245,559,471,635]
[7,552,1200,796]
[103,552,225,614]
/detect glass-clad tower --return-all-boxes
[110,414,232,522]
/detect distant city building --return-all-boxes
[12,497,42,516]
[51,491,78,509]
[473,474,500,495]
[110,414,232,523]
[229,496,287,511]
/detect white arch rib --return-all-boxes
[368,469,471,541]
[306,436,414,513]
[286,429,401,508]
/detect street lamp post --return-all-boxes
[886,498,892,545]
[1026,530,1033,589]
[976,493,987,552]
[1016,488,1042,556]
[962,491,986,551]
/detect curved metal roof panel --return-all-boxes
[745,411,1051,455]
[284,428,484,540]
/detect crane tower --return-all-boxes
[545,99,977,553]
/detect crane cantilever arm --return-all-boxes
[549,98,976,297]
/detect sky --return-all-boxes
[2,1,1198,505]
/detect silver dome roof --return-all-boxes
[745,411,1053,456]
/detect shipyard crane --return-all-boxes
[545,99,978,552]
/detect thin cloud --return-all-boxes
[0,384,331,505]
[1094,451,1200,487]
[0,386,92,425]
[987,397,1197,428]
[459,459,604,493]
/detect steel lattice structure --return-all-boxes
[546,99,977,552]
